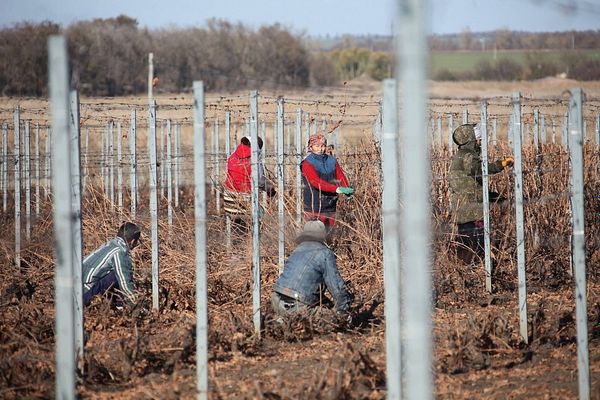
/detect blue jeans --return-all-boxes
[83,270,118,306]
[271,292,308,315]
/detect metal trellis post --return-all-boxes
[14,106,20,269]
[193,81,209,400]
[69,90,84,365]
[167,120,173,226]
[381,78,402,400]
[49,35,75,400]
[480,101,492,293]
[276,98,285,274]
[512,92,528,344]
[250,91,261,337]
[117,122,123,211]
[295,109,302,226]
[397,0,432,399]
[149,100,160,310]
[25,121,30,240]
[567,88,590,400]
[130,110,137,218]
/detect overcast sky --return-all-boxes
[1,0,599,36]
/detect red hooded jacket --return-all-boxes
[225,143,252,192]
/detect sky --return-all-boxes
[0,0,599,36]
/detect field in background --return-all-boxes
[430,49,600,76]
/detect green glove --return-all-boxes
[336,186,354,195]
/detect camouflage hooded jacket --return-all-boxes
[449,141,504,224]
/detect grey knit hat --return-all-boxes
[296,220,327,243]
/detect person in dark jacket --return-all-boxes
[272,220,352,317]
[301,133,353,235]
[224,136,275,235]
[449,123,513,264]
[82,222,141,308]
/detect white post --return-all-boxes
[14,106,21,268]
[447,113,453,151]
[148,52,154,101]
[250,91,261,337]
[193,81,209,400]
[148,100,160,310]
[167,120,173,226]
[35,124,40,217]
[568,88,590,400]
[2,124,7,212]
[49,34,76,400]
[512,92,528,344]
[174,122,180,208]
[109,122,115,206]
[130,110,137,218]
[83,128,89,194]
[276,98,285,273]
[69,90,84,365]
[215,117,220,214]
[117,122,123,211]
[397,0,432,398]
[381,79,402,400]
[480,101,492,293]
[295,109,303,226]
[24,121,30,240]
[45,127,50,198]
[160,121,165,197]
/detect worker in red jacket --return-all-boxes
[301,133,353,236]
[224,136,275,235]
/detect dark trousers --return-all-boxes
[456,221,485,264]
[83,270,118,306]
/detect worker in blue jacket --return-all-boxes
[82,222,141,308]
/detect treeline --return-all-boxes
[430,29,600,51]
[1,17,600,97]
[0,16,333,96]
[314,30,600,52]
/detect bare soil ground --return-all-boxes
[0,79,599,399]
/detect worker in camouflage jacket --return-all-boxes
[82,222,141,308]
[449,123,513,264]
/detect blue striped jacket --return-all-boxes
[82,236,136,306]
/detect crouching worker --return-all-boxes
[82,222,141,308]
[272,220,352,320]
